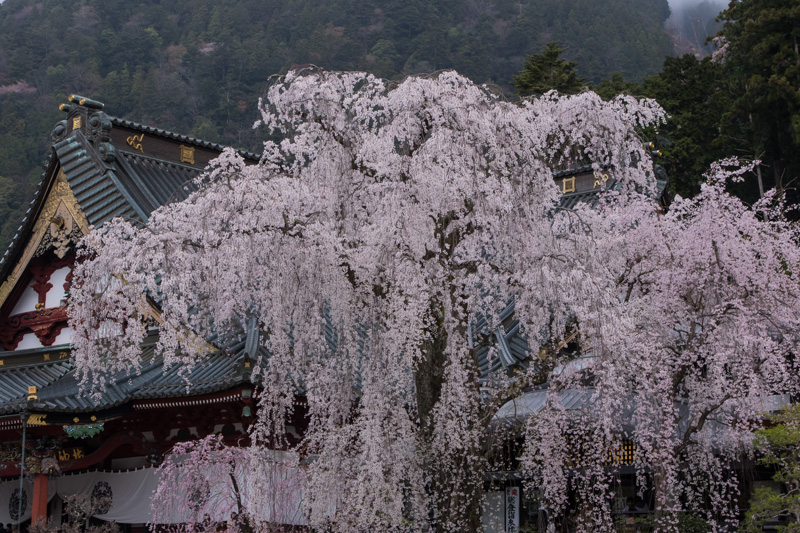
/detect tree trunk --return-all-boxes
[414,304,484,532]
[415,309,447,442]
[652,464,679,533]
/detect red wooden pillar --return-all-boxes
[31,473,48,525]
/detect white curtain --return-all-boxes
[0,478,56,525]
[0,466,306,526]
[0,469,157,525]
[55,468,160,524]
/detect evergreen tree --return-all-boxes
[741,405,800,532]
[592,72,641,101]
[715,0,800,196]
[640,55,734,199]
[512,41,586,96]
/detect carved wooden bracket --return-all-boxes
[0,307,68,350]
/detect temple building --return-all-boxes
[0,96,310,530]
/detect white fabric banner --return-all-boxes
[0,464,305,526]
[55,468,160,524]
[0,478,32,525]
[0,469,157,525]
[243,455,306,526]
[0,478,57,525]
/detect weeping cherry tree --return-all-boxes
[67,68,800,531]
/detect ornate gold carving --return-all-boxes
[43,353,50,361]
[73,417,79,423]
[0,170,89,309]
[126,133,145,153]
[90,415,97,422]
[27,414,47,426]
[562,176,576,194]
[593,171,610,189]
[72,116,81,130]
[37,203,83,259]
[0,360,4,366]
[59,351,69,359]
[180,145,195,165]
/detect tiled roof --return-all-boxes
[0,356,73,412]
[30,352,247,413]
[494,387,596,421]
[0,156,50,270]
[116,152,199,209]
[557,175,669,210]
[553,164,594,179]
[0,103,262,278]
[0,313,263,416]
[472,300,535,377]
[54,131,207,226]
[55,132,144,225]
[0,337,260,415]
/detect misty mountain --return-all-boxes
[665,0,726,56]
[0,0,677,250]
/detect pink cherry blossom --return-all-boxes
[68,69,799,531]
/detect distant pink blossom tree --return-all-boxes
[67,68,800,531]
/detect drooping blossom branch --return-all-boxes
[64,68,798,531]
[151,435,304,532]
[522,159,800,531]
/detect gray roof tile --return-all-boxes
[0,344,253,414]
[0,360,73,414]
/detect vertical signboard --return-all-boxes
[505,486,519,533]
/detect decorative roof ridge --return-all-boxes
[109,117,261,161]
[118,150,213,171]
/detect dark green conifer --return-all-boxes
[512,41,586,96]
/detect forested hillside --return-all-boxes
[0,0,677,250]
